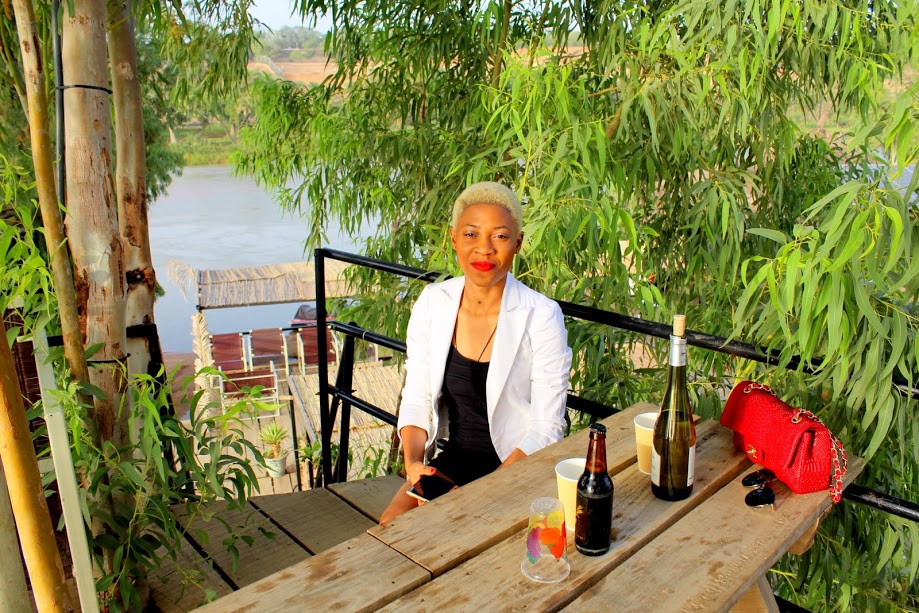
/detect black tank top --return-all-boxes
[441,345,500,456]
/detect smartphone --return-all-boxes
[406,473,455,502]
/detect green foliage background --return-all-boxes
[235,0,919,608]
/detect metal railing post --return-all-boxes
[334,331,357,483]
[314,249,332,488]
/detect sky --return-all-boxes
[249,1,333,32]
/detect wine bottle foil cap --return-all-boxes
[588,423,607,435]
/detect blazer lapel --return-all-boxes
[486,275,529,420]
[429,277,464,398]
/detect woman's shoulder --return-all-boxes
[413,276,464,308]
[420,275,464,298]
[508,275,563,314]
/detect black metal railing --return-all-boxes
[313,248,919,524]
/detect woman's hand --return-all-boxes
[406,461,446,508]
[405,460,437,485]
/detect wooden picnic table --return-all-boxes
[197,403,862,612]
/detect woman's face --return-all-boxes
[450,203,523,288]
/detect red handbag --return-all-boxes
[721,381,848,503]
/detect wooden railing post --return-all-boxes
[0,321,71,611]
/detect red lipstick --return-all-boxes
[472,261,496,271]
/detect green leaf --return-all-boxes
[865,392,895,459]
[881,206,904,274]
[851,281,884,336]
[746,227,787,244]
[803,181,863,224]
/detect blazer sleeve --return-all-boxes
[515,299,571,455]
[396,285,436,447]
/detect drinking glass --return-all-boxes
[521,497,570,583]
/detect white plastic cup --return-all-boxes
[634,412,658,475]
[555,458,585,532]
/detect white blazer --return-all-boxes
[397,274,572,462]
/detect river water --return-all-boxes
[149,165,364,352]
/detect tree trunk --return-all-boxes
[0,459,31,613]
[61,0,130,449]
[0,321,72,612]
[11,0,94,412]
[108,0,161,381]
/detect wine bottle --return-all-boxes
[575,423,614,555]
[651,314,697,501]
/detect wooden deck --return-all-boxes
[149,357,406,610]
[149,474,404,612]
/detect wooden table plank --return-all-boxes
[251,488,375,553]
[565,458,864,612]
[378,421,749,611]
[174,501,310,588]
[368,403,654,576]
[193,533,431,612]
[328,474,405,522]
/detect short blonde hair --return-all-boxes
[451,181,523,232]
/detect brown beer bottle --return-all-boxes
[575,423,614,555]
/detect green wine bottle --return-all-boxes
[651,314,696,501]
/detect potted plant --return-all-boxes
[259,422,289,478]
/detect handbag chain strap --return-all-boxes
[792,407,848,504]
[743,383,848,504]
[743,382,776,395]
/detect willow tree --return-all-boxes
[238,0,918,608]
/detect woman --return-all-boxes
[380,181,572,523]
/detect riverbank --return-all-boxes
[149,165,366,353]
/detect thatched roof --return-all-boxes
[196,260,353,310]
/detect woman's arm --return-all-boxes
[397,286,437,454]
[499,447,527,468]
[516,299,572,454]
[400,425,437,484]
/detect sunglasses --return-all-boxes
[742,469,775,509]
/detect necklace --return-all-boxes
[453,322,499,362]
[476,324,498,362]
